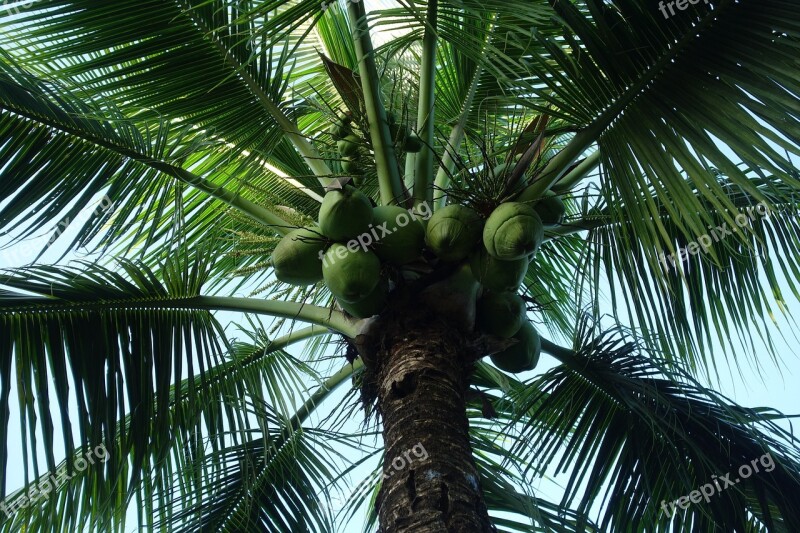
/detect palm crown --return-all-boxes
[0,0,799,531]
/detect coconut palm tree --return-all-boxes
[0,0,799,531]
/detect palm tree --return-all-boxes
[0,0,799,531]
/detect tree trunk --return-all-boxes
[370,311,494,532]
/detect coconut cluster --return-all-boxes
[421,198,563,373]
[330,115,364,181]
[269,180,567,374]
[329,112,422,184]
[269,184,426,318]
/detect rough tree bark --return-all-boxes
[364,303,495,533]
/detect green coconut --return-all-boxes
[476,291,526,338]
[330,116,352,140]
[469,246,529,292]
[483,202,544,260]
[490,320,541,373]
[370,205,425,265]
[337,279,389,318]
[318,186,373,241]
[270,228,326,286]
[337,134,360,157]
[491,162,508,178]
[534,192,566,225]
[403,133,423,153]
[342,156,363,175]
[425,204,483,262]
[322,244,381,303]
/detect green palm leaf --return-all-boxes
[508,317,800,531]
[1,0,332,179]
[0,57,307,261]
[571,169,800,370]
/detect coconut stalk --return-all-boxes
[552,150,601,193]
[347,0,405,206]
[404,151,417,191]
[412,0,438,208]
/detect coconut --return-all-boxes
[337,134,360,157]
[534,192,566,225]
[476,291,526,338]
[491,162,508,178]
[469,247,529,293]
[483,202,544,260]
[342,156,362,175]
[330,116,352,140]
[318,186,373,241]
[425,204,483,262]
[370,205,425,265]
[270,227,326,285]
[403,133,423,153]
[490,320,541,373]
[337,278,389,318]
[322,243,381,303]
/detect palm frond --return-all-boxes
[0,254,229,528]
[0,57,310,264]
[151,359,365,532]
[1,0,332,180]
[508,317,800,531]
[574,169,800,371]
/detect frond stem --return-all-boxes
[412,0,438,208]
[347,0,405,205]
[0,295,358,337]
